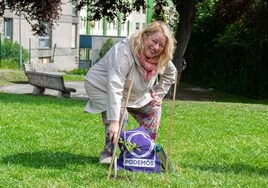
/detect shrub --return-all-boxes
[95,38,113,62]
[0,38,29,69]
[183,1,268,99]
[67,68,87,75]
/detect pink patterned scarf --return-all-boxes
[137,52,158,80]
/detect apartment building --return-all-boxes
[0,0,154,71]
[0,0,80,71]
[79,8,148,36]
[79,3,152,68]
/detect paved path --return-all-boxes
[0,70,216,101]
[0,81,89,100]
[0,81,217,101]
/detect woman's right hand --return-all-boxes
[151,92,162,106]
[108,120,119,144]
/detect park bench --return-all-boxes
[24,64,76,98]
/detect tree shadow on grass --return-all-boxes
[1,151,99,169]
[181,162,268,177]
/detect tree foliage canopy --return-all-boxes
[0,0,186,35]
[184,0,268,98]
[0,0,62,35]
[75,0,146,22]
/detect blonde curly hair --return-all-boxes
[130,21,176,70]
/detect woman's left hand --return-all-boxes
[150,92,162,106]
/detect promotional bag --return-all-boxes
[117,126,161,173]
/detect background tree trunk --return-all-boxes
[172,0,197,98]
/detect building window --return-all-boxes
[71,24,77,48]
[3,18,12,40]
[142,23,146,29]
[39,22,52,48]
[39,37,50,48]
[80,16,86,29]
[135,23,140,30]
[122,22,125,31]
[72,1,78,16]
[142,7,146,14]
[113,21,117,30]
[97,20,101,30]
[4,0,10,8]
[39,57,51,64]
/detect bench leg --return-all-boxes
[58,91,71,98]
[33,87,45,95]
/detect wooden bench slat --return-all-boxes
[24,70,76,98]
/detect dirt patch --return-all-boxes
[177,83,216,101]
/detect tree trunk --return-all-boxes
[172,0,197,99]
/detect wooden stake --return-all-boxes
[107,76,135,179]
[165,71,179,180]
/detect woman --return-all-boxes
[84,21,177,164]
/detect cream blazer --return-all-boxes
[84,38,177,121]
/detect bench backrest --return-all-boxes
[26,71,67,91]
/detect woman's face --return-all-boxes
[143,31,166,59]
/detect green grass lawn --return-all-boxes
[0,92,267,187]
